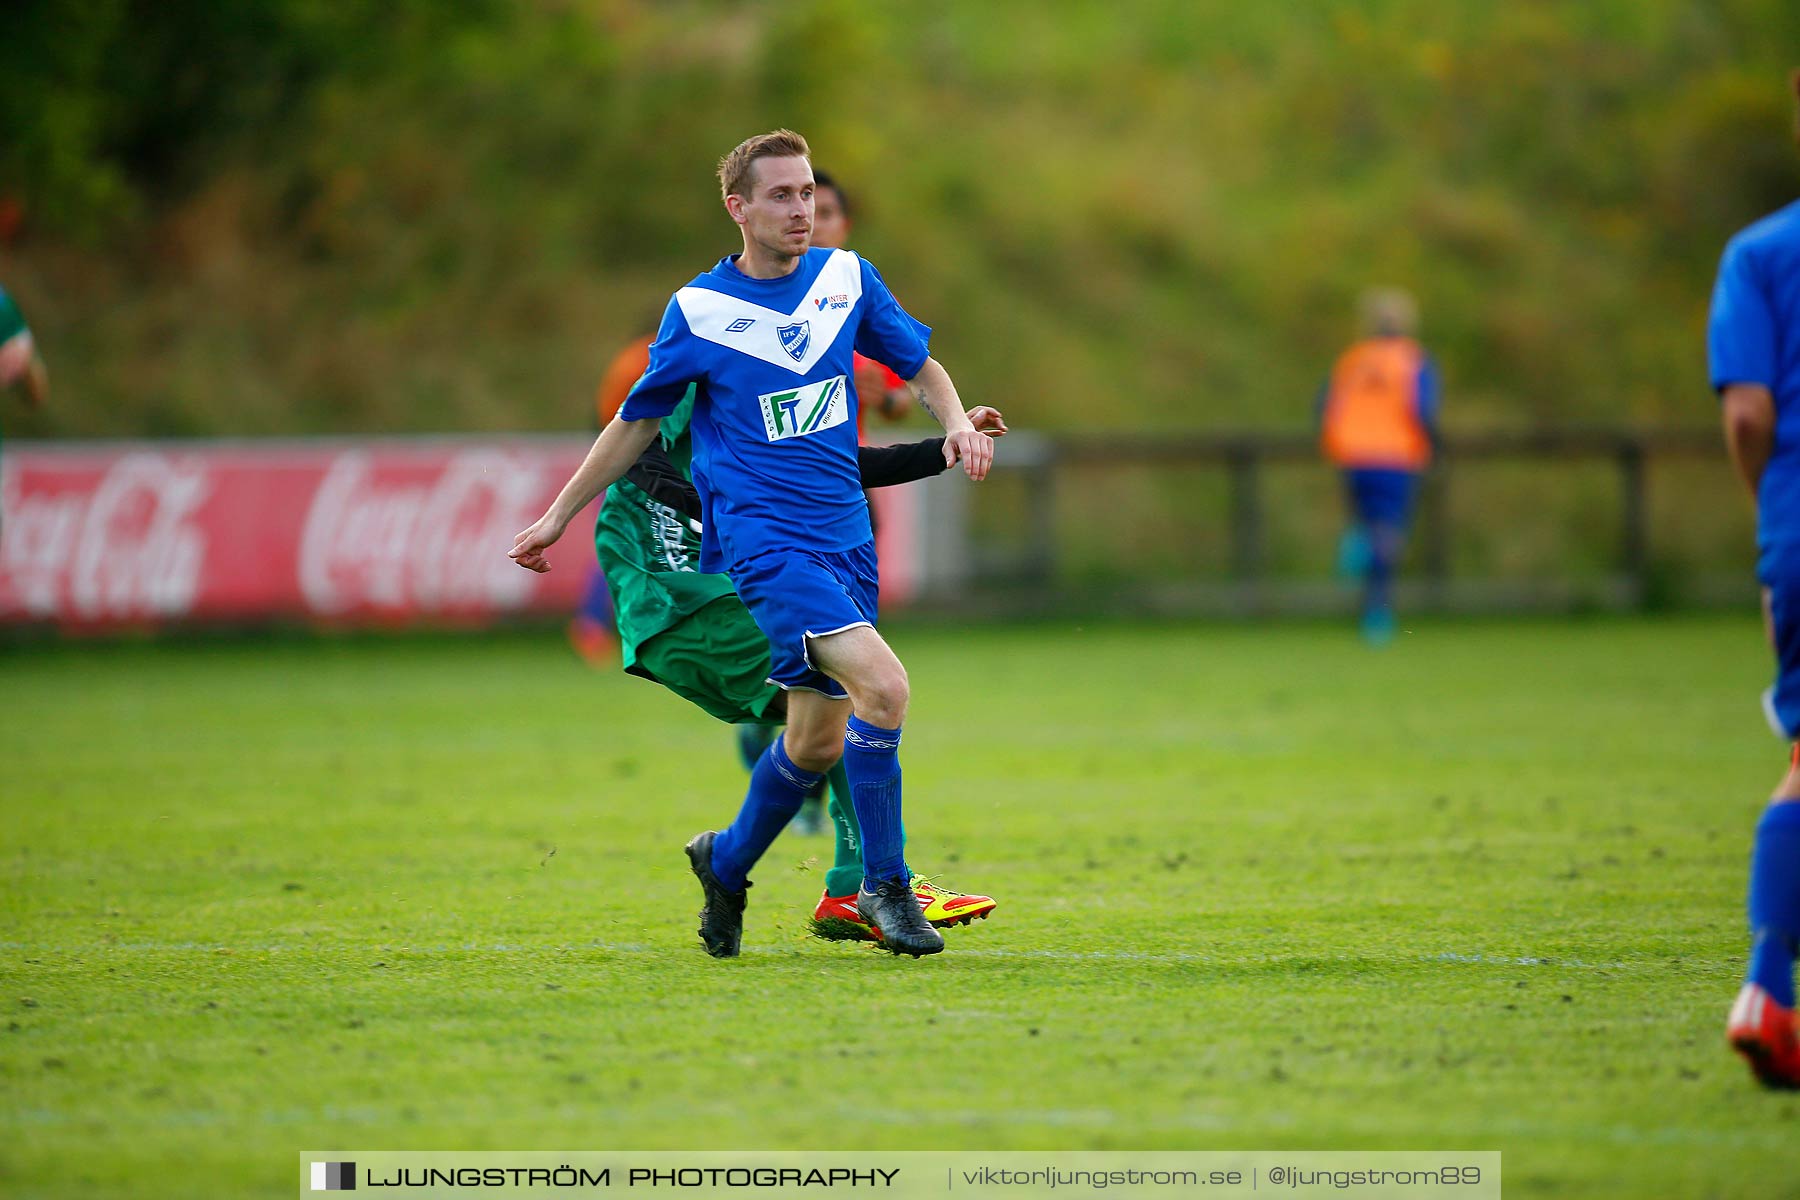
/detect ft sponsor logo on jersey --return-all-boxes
[758,375,848,442]
[813,293,850,312]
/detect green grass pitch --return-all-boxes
[3,616,1797,1197]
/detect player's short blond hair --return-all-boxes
[718,129,812,201]
[1359,287,1419,338]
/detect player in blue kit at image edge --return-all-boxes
[1715,68,1800,1091]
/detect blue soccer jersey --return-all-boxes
[1711,198,1800,560]
[620,248,931,573]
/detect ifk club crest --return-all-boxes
[777,321,811,362]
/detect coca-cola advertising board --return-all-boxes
[0,436,932,630]
[0,437,596,629]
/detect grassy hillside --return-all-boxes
[3,1,1798,438]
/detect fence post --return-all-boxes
[1421,458,1450,606]
[1025,446,1058,585]
[1227,443,1263,604]
[1618,438,1648,605]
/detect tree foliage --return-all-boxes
[3,0,1797,436]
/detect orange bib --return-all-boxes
[1320,338,1431,470]
[596,335,654,426]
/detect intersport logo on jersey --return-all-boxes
[758,376,848,442]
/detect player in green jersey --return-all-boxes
[594,389,1004,942]
[0,285,48,418]
[0,282,49,540]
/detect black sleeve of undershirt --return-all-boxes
[624,442,703,519]
[858,439,949,489]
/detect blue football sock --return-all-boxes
[843,715,908,887]
[710,735,821,892]
[1747,800,1800,1007]
[1364,521,1400,618]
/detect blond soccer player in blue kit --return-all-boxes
[511,130,993,959]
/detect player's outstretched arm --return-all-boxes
[905,358,993,482]
[1722,383,1776,506]
[858,406,1008,490]
[509,416,662,572]
[965,405,1007,438]
[21,349,47,408]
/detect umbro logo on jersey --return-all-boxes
[758,375,848,442]
[777,321,812,362]
[675,248,865,374]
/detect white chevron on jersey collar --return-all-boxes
[674,249,865,375]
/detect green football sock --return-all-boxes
[822,763,909,897]
[823,763,862,898]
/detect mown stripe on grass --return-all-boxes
[2,940,1628,968]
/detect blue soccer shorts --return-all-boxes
[1344,467,1421,530]
[1762,544,1800,740]
[729,540,880,698]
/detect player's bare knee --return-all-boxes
[789,745,841,774]
[857,667,909,728]
[783,728,843,774]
